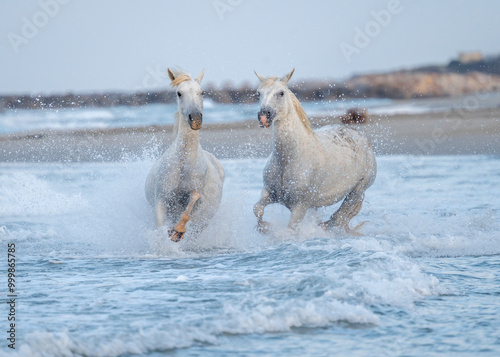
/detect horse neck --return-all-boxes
[272,106,318,163]
[173,112,201,160]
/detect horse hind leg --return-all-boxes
[321,191,365,235]
[288,203,309,230]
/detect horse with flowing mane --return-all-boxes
[145,68,224,242]
[253,69,376,234]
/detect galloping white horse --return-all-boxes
[145,68,224,242]
[253,69,376,234]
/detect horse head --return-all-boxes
[254,68,295,128]
[168,68,205,130]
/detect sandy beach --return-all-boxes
[0,108,499,162]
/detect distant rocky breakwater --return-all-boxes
[346,71,500,99]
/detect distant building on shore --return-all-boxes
[458,52,483,64]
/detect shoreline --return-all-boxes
[0,108,499,162]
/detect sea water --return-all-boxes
[3,91,500,135]
[7,92,500,135]
[0,98,389,134]
[0,155,499,356]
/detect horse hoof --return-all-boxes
[168,229,185,242]
[256,222,271,234]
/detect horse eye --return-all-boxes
[177,92,182,98]
[279,91,284,97]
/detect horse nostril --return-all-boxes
[188,114,192,121]
[267,111,272,118]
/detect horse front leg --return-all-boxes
[155,200,167,228]
[169,190,202,242]
[253,189,273,234]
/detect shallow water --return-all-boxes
[0,156,499,356]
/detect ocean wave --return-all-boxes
[6,297,378,357]
[2,328,217,357]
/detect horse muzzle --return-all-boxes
[188,112,203,130]
[258,108,275,128]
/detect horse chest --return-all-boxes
[266,161,312,206]
[160,160,204,193]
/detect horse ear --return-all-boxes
[195,68,205,84]
[280,68,295,84]
[254,70,265,83]
[167,68,176,82]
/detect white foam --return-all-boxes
[5,328,218,357]
[324,250,441,307]
[2,156,498,259]
[0,172,86,218]
[220,297,379,335]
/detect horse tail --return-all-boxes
[173,112,180,136]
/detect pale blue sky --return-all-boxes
[1,0,499,94]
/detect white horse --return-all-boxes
[253,69,376,234]
[145,68,224,242]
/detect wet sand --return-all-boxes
[0,108,499,162]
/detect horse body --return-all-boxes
[145,69,224,241]
[254,69,376,233]
[264,125,375,209]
